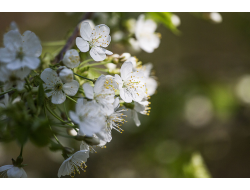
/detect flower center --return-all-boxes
[16,48,24,61]
[54,82,63,91]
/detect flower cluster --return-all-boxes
[0,18,158,178]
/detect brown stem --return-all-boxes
[53,12,94,64]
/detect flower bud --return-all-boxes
[59,67,73,83]
[119,53,131,62]
[63,49,80,68]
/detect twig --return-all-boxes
[53,12,93,64]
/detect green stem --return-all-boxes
[73,72,95,82]
[64,102,71,121]
[80,61,110,70]
[25,78,32,91]
[66,95,77,103]
[0,88,16,96]
[79,58,94,67]
[44,107,63,146]
[42,40,66,46]
[19,145,23,157]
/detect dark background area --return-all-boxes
[1,12,250,177]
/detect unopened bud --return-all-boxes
[63,49,80,68]
[119,53,131,62]
[16,155,23,165]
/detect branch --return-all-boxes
[53,12,93,64]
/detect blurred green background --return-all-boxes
[1,12,250,178]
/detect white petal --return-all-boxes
[63,80,79,96]
[100,35,111,48]
[120,61,133,80]
[15,67,31,79]
[90,47,106,61]
[80,141,89,151]
[7,166,23,178]
[6,59,22,70]
[114,97,120,110]
[132,110,141,127]
[21,56,40,70]
[114,74,123,87]
[134,101,146,112]
[16,80,25,91]
[80,22,93,41]
[120,88,133,103]
[69,111,80,124]
[103,49,113,55]
[41,68,62,85]
[51,91,66,104]
[138,34,160,53]
[0,165,13,172]
[3,30,22,51]
[19,168,27,178]
[94,75,106,95]
[22,30,42,57]
[79,118,105,137]
[0,48,15,63]
[146,77,157,96]
[58,158,71,178]
[131,89,145,102]
[82,83,94,99]
[76,37,89,52]
[59,68,73,83]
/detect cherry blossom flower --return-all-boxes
[41,68,79,104]
[135,14,160,53]
[0,66,30,91]
[115,61,146,103]
[62,49,80,69]
[69,98,106,136]
[0,165,27,178]
[0,30,42,70]
[58,150,89,178]
[83,75,117,115]
[76,22,113,61]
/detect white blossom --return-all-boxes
[41,68,79,104]
[80,138,107,154]
[0,66,30,91]
[62,49,80,69]
[171,14,181,27]
[69,98,106,136]
[58,66,74,83]
[0,30,42,70]
[115,61,146,103]
[0,165,27,178]
[209,12,222,24]
[83,75,116,115]
[58,150,89,178]
[76,22,113,61]
[135,15,160,53]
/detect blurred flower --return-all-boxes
[171,14,181,27]
[125,18,136,34]
[58,66,73,83]
[115,61,146,103]
[112,31,124,42]
[62,49,80,69]
[83,75,116,115]
[0,165,27,178]
[184,96,213,127]
[69,98,106,136]
[0,30,42,70]
[209,12,222,24]
[41,68,79,104]
[0,66,30,91]
[58,150,89,178]
[135,15,160,53]
[76,22,113,61]
[236,75,250,103]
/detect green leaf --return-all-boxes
[146,12,180,35]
